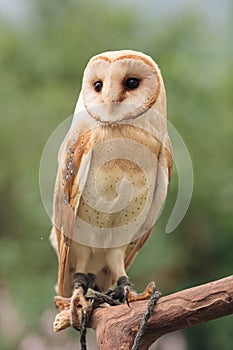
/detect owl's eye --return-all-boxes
[94,81,103,92]
[124,77,140,90]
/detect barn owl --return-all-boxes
[51,50,172,330]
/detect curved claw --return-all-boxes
[124,286,131,307]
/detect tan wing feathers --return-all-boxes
[54,131,93,296]
[124,134,172,272]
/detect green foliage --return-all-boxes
[0,1,232,349]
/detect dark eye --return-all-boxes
[124,77,140,90]
[94,81,103,92]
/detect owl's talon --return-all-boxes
[70,272,96,330]
[109,277,160,305]
[124,286,131,307]
[107,276,135,303]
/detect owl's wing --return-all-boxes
[51,129,92,297]
[124,133,172,271]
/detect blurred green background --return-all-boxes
[0,0,232,349]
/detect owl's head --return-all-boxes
[81,50,166,124]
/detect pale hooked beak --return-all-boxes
[106,101,119,115]
[102,77,123,115]
[102,89,120,114]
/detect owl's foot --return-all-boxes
[70,286,90,330]
[108,279,161,350]
[107,276,161,306]
[106,276,135,304]
[71,273,120,327]
[71,272,95,331]
[71,272,98,350]
[53,272,120,333]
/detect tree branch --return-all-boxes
[54,275,233,349]
[91,275,233,349]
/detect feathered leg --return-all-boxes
[105,247,158,304]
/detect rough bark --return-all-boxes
[54,275,233,350]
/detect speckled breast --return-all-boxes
[73,123,162,247]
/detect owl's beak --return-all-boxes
[102,88,123,116]
[102,76,124,114]
[106,102,119,115]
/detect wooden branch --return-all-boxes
[54,275,233,349]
